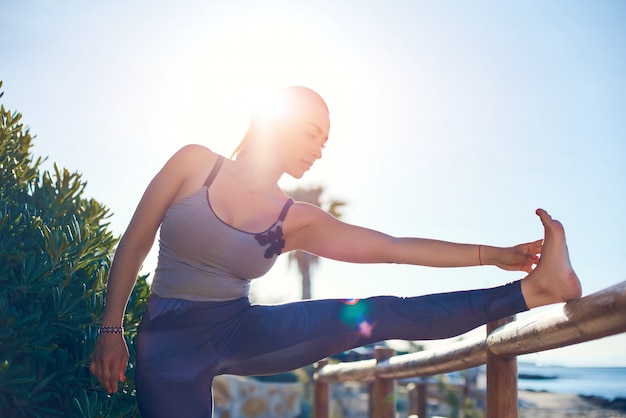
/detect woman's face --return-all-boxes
[276,99,330,179]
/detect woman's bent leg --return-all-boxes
[135,296,251,417]
[136,370,214,418]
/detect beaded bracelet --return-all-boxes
[98,326,124,335]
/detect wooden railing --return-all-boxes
[313,280,626,418]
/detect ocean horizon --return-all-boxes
[517,362,626,401]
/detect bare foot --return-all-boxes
[520,209,582,309]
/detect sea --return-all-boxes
[517,362,626,401]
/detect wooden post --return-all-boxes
[314,359,329,418]
[407,380,428,418]
[372,346,396,418]
[417,380,427,418]
[486,316,518,418]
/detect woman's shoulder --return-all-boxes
[281,201,341,253]
[282,200,329,231]
[157,144,222,187]
[157,145,224,207]
[165,144,222,171]
[174,143,218,159]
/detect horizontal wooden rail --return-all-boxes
[315,280,626,383]
[488,280,626,356]
[315,336,487,383]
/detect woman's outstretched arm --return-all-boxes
[283,202,541,274]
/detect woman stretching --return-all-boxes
[89,86,582,417]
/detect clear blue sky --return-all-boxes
[2,0,625,366]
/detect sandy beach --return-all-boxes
[519,390,626,418]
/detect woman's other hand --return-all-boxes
[89,334,129,394]
[487,239,542,273]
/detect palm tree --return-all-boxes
[286,186,345,299]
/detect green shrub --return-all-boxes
[0,81,149,417]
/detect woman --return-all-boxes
[90,86,582,417]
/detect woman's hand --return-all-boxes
[89,334,129,394]
[488,239,542,274]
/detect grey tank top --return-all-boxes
[151,155,294,301]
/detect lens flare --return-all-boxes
[339,299,374,337]
[252,90,289,122]
[358,320,374,338]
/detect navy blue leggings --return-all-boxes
[135,281,528,417]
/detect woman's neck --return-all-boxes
[228,155,283,196]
